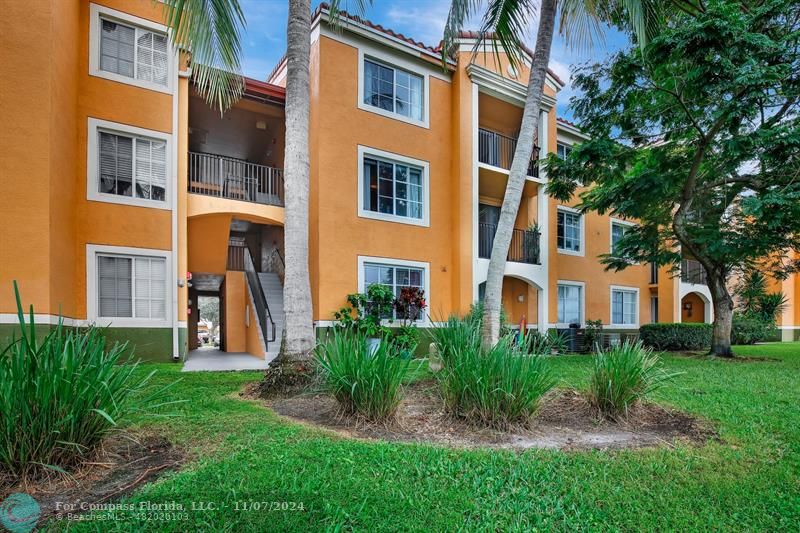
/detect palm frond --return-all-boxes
[476,0,537,72]
[160,0,246,113]
[441,0,483,67]
[328,0,373,30]
[558,0,604,53]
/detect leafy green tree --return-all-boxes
[547,0,800,356]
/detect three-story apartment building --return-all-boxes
[2,1,798,362]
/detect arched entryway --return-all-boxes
[681,291,712,323]
[478,275,545,332]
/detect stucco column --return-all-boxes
[537,109,550,333]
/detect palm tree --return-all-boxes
[161,0,246,112]
[442,0,659,348]
[272,0,373,378]
[279,0,316,368]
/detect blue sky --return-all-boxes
[239,0,630,119]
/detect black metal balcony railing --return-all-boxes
[478,128,539,178]
[650,263,659,284]
[479,222,541,265]
[189,151,284,206]
[681,259,707,285]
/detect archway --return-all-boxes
[681,291,712,323]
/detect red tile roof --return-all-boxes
[244,76,285,103]
[557,117,579,128]
[267,4,566,89]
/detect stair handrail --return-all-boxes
[243,245,277,347]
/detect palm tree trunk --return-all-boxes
[481,0,557,348]
[281,0,315,361]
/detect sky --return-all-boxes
[239,0,630,120]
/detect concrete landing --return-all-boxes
[182,349,276,372]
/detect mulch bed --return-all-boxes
[256,382,718,451]
[0,435,184,522]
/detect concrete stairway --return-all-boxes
[257,272,284,361]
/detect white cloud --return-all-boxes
[385,2,451,46]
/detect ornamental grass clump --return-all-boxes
[432,318,555,428]
[315,330,410,421]
[0,283,176,478]
[588,341,679,419]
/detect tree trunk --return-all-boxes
[280,0,314,361]
[707,270,734,357]
[481,0,557,348]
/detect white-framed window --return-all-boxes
[358,256,430,323]
[610,219,636,255]
[611,286,639,326]
[87,244,172,327]
[87,118,171,209]
[357,146,430,227]
[357,49,430,128]
[89,4,174,94]
[557,207,583,255]
[557,142,573,160]
[557,281,584,326]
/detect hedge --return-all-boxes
[639,323,712,351]
[731,314,777,345]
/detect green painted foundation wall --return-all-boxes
[0,324,185,363]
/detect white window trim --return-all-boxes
[357,255,431,326]
[357,48,430,129]
[86,244,172,328]
[87,117,172,210]
[556,205,585,257]
[357,145,430,227]
[88,3,176,94]
[609,285,640,328]
[556,280,585,328]
[609,217,637,255]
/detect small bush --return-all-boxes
[1,284,173,478]
[588,341,679,418]
[732,313,776,345]
[315,331,410,421]
[432,318,555,428]
[639,323,712,351]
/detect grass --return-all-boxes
[433,321,555,427]
[55,343,800,531]
[315,332,411,420]
[588,341,678,418]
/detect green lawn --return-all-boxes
[60,344,800,531]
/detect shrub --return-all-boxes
[0,284,173,478]
[588,341,679,418]
[639,323,712,351]
[523,330,569,355]
[432,318,555,428]
[732,313,776,345]
[315,330,410,421]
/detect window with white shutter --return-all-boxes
[97,129,167,202]
[90,5,172,93]
[99,18,169,87]
[96,253,166,320]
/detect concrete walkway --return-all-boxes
[182,348,276,372]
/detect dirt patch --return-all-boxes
[261,383,717,451]
[0,435,184,522]
[673,351,780,362]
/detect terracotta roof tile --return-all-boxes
[267,4,566,89]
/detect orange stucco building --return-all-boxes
[2,1,798,362]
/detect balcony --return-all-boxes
[478,128,539,178]
[681,259,707,285]
[189,152,284,206]
[479,222,541,265]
